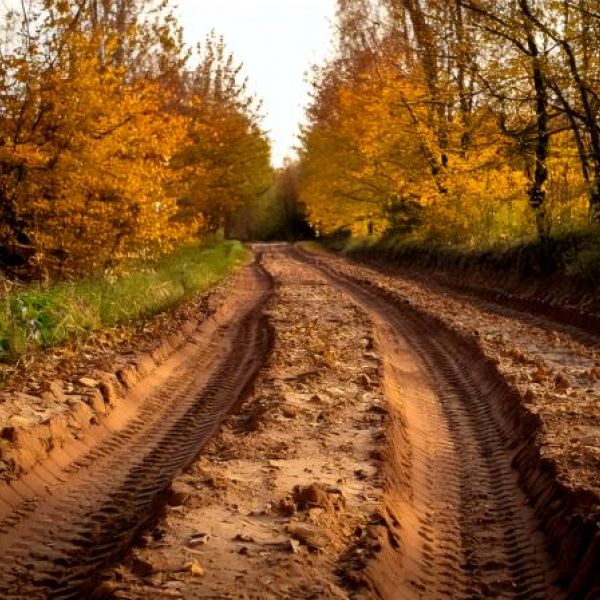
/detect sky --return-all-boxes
[175,0,337,166]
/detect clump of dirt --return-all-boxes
[277,483,346,518]
[292,483,346,513]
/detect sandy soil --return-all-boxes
[105,245,592,600]
[0,261,273,598]
[0,244,597,599]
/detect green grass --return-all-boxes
[0,241,250,360]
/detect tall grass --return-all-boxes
[0,241,250,360]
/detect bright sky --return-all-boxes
[175,0,337,166]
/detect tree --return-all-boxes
[171,33,272,238]
[0,3,273,276]
[298,0,593,244]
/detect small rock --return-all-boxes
[187,533,210,547]
[532,364,548,384]
[42,380,65,401]
[289,539,301,554]
[292,482,345,512]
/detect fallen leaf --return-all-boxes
[187,561,205,577]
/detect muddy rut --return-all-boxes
[0,259,273,599]
[287,248,561,599]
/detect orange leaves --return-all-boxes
[170,34,272,236]
[0,1,185,273]
[0,1,272,275]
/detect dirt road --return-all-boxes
[0,245,597,599]
[0,262,273,599]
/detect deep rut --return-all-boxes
[0,259,273,599]
[290,248,562,599]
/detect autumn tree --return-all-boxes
[171,33,272,238]
[0,0,189,274]
[298,0,595,245]
[0,3,272,276]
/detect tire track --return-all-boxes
[290,247,562,599]
[0,258,274,599]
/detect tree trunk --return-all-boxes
[519,0,551,240]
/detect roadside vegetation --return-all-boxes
[0,241,249,361]
[326,230,600,290]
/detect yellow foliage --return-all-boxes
[0,3,271,276]
[299,48,590,244]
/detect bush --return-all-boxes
[333,227,600,288]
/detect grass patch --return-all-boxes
[0,241,250,360]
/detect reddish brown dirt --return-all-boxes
[0,244,597,599]
[347,249,600,342]
[102,248,391,599]
[295,246,599,598]
[300,247,600,496]
[102,245,599,600]
[293,249,559,598]
[0,259,273,599]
